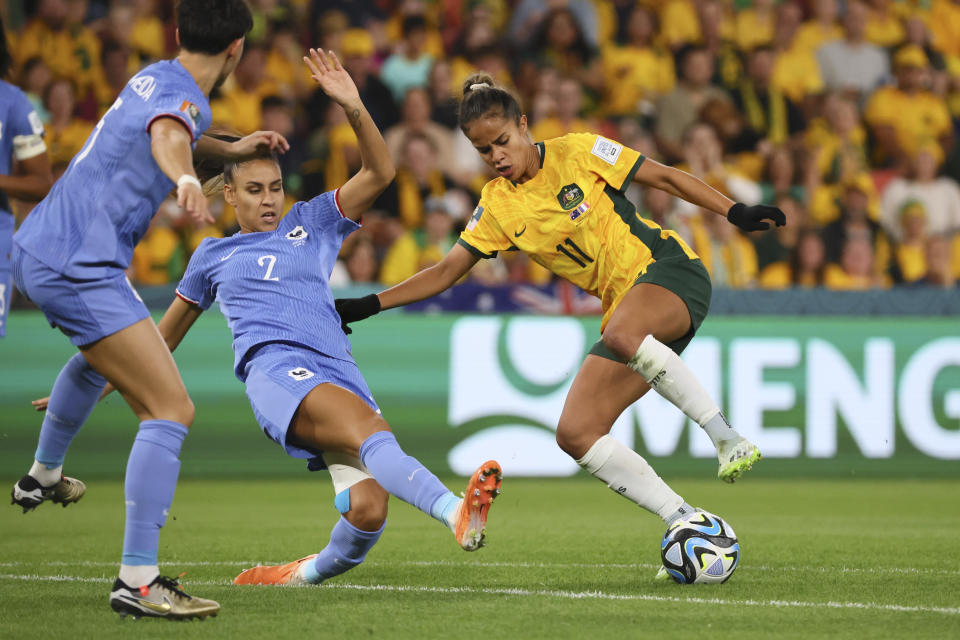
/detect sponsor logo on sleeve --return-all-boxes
[591,136,622,165]
[466,205,484,231]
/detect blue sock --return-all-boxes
[34,353,107,468]
[302,517,384,584]
[358,431,457,525]
[121,420,188,566]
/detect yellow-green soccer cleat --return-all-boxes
[109,575,220,620]
[717,438,762,483]
[10,474,86,513]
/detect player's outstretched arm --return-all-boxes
[304,47,394,220]
[196,130,290,161]
[335,244,478,332]
[149,117,214,225]
[32,296,204,411]
[633,157,786,232]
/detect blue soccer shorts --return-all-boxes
[11,244,150,346]
[242,342,380,463]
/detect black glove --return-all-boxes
[727,203,787,232]
[334,294,381,335]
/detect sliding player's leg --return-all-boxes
[557,355,696,525]
[11,352,104,511]
[235,461,389,585]
[601,277,760,482]
[290,382,501,551]
[80,318,218,619]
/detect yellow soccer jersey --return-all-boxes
[459,133,699,329]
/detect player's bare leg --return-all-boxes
[80,318,217,618]
[603,283,761,482]
[291,384,501,551]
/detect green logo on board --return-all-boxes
[556,183,584,210]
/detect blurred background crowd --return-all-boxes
[3,0,960,291]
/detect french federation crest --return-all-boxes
[286,225,308,246]
[556,184,584,211]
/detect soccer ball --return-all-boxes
[660,511,739,584]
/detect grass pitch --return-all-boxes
[1,476,957,639]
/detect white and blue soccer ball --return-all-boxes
[660,511,740,584]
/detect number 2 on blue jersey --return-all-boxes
[258,255,280,281]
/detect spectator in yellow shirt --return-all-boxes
[864,45,952,166]
[210,43,280,134]
[530,77,595,142]
[891,200,930,282]
[771,0,826,103]
[380,195,460,285]
[734,0,776,52]
[794,0,844,53]
[692,210,759,289]
[865,0,906,47]
[759,228,828,288]
[913,234,957,288]
[16,0,103,106]
[931,0,960,57]
[43,78,94,174]
[824,236,892,289]
[601,6,675,116]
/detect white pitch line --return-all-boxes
[0,573,957,617]
[1,559,958,578]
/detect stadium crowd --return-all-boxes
[4,0,960,290]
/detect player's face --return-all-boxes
[465,114,533,182]
[224,158,284,233]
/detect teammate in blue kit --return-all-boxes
[8,0,290,620]
[0,19,53,337]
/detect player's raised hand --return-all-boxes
[178,180,215,226]
[304,48,360,106]
[231,130,290,156]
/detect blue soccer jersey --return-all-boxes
[176,190,359,379]
[14,59,211,279]
[0,80,46,217]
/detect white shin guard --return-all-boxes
[576,435,684,522]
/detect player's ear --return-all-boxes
[223,182,237,207]
[174,28,180,47]
[227,37,245,60]
[518,114,528,137]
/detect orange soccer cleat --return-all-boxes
[454,460,502,551]
[233,554,317,586]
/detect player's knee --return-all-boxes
[601,329,650,362]
[345,481,388,532]
[155,395,195,427]
[556,419,591,459]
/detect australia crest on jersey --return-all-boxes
[286,225,309,247]
[556,183,584,211]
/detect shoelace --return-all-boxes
[155,574,192,600]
